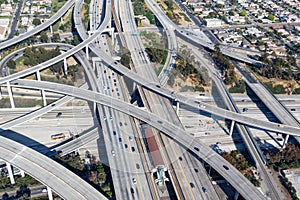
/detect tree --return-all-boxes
[7,59,16,69]
[267,14,275,21]
[32,18,41,26]
[73,35,80,45]
[239,10,247,16]
[40,32,48,42]
[52,33,60,42]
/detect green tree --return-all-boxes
[267,14,275,21]
[239,10,247,16]
[7,59,16,69]
[32,18,41,26]
[73,35,80,45]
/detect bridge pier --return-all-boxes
[63,57,68,76]
[36,71,47,106]
[47,186,53,200]
[229,120,235,136]
[20,169,25,177]
[282,134,290,148]
[50,25,53,35]
[86,45,89,59]
[110,28,115,45]
[6,162,15,184]
[6,82,15,108]
[176,101,180,115]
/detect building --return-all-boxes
[0,18,10,40]
[203,18,223,27]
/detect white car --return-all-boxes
[111,150,115,156]
[132,178,137,185]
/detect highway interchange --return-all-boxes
[0,0,299,199]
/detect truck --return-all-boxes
[51,133,66,140]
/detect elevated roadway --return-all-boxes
[0,0,75,51]
[145,0,262,66]
[237,64,300,144]
[11,79,266,200]
[120,0,216,199]
[0,130,107,199]
[0,40,299,136]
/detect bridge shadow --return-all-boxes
[0,129,58,156]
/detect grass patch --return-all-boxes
[0,97,44,108]
[264,82,286,94]
[155,65,163,76]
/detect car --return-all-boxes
[129,136,133,141]
[119,137,122,142]
[130,188,134,194]
[202,186,207,193]
[111,150,115,156]
[42,188,47,193]
[103,116,107,120]
[113,131,116,135]
[110,116,113,120]
[242,108,248,112]
[131,147,135,152]
[124,144,128,148]
[136,163,140,169]
[132,178,137,184]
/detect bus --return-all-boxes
[51,133,66,140]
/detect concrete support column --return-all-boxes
[92,59,96,71]
[6,162,15,184]
[47,186,53,200]
[6,82,15,109]
[229,120,235,136]
[63,57,68,76]
[20,169,25,177]
[133,82,137,91]
[176,101,180,115]
[282,134,290,148]
[86,45,89,59]
[111,28,114,45]
[36,71,47,106]
[234,191,239,200]
[50,25,53,34]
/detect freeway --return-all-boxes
[0,0,75,51]
[120,0,216,199]
[11,79,266,200]
[1,36,298,136]
[0,129,106,199]
[187,42,282,199]
[145,0,263,66]
[236,64,300,144]
[75,1,155,198]
[0,42,92,130]
[37,36,300,136]
[0,0,113,86]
